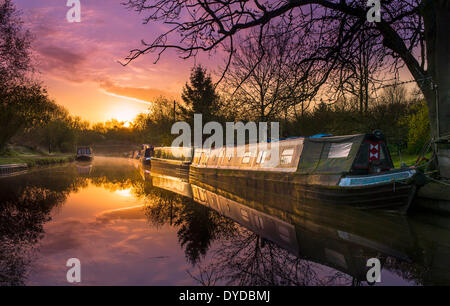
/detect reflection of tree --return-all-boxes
[176,201,234,265]
[88,159,142,192]
[382,256,427,286]
[140,184,236,265]
[0,186,67,285]
[0,159,143,285]
[138,179,357,285]
[188,226,352,286]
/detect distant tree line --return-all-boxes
[134,65,429,155]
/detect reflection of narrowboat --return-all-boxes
[150,146,193,177]
[75,163,93,175]
[76,147,93,161]
[151,173,192,198]
[190,183,414,284]
[145,171,450,284]
[189,132,424,213]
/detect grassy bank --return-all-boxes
[0,155,74,167]
[0,145,74,167]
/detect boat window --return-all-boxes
[328,142,352,158]
[78,148,90,155]
[240,208,250,222]
[256,151,267,164]
[226,149,233,161]
[255,215,264,230]
[198,189,207,203]
[280,149,294,164]
[200,152,210,165]
[242,151,252,164]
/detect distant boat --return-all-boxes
[140,146,154,165]
[76,146,93,161]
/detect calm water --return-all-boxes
[0,157,449,286]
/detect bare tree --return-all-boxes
[326,24,387,113]
[188,227,353,286]
[222,22,323,121]
[122,0,450,176]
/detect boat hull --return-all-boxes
[141,158,151,166]
[150,158,190,177]
[75,155,92,162]
[189,167,418,214]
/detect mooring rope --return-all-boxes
[425,176,450,187]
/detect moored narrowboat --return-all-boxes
[150,146,193,177]
[189,132,424,213]
[140,145,154,165]
[76,146,93,161]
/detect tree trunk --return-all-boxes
[423,0,450,178]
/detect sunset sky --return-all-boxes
[15,0,218,123]
[13,0,415,125]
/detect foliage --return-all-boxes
[403,101,430,154]
[222,24,320,121]
[133,96,175,146]
[0,1,61,152]
[0,85,58,152]
[0,0,32,87]
[0,155,74,167]
[180,65,220,123]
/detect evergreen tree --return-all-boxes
[180,65,219,123]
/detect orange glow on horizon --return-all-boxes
[104,102,147,126]
[114,188,133,198]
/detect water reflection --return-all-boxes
[0,158,142,285]
[147,172,450,286]
[0,157,449,285]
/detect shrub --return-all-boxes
[404,101,430,154]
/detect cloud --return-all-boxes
[96,205,147,222]
[100,81,176,103]
[37,45,88,82]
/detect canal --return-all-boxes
[0,157,449,285]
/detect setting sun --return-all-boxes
[106,102,146,125]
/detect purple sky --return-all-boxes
[14,0,218,123]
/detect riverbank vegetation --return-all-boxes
[0,145,74,167]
